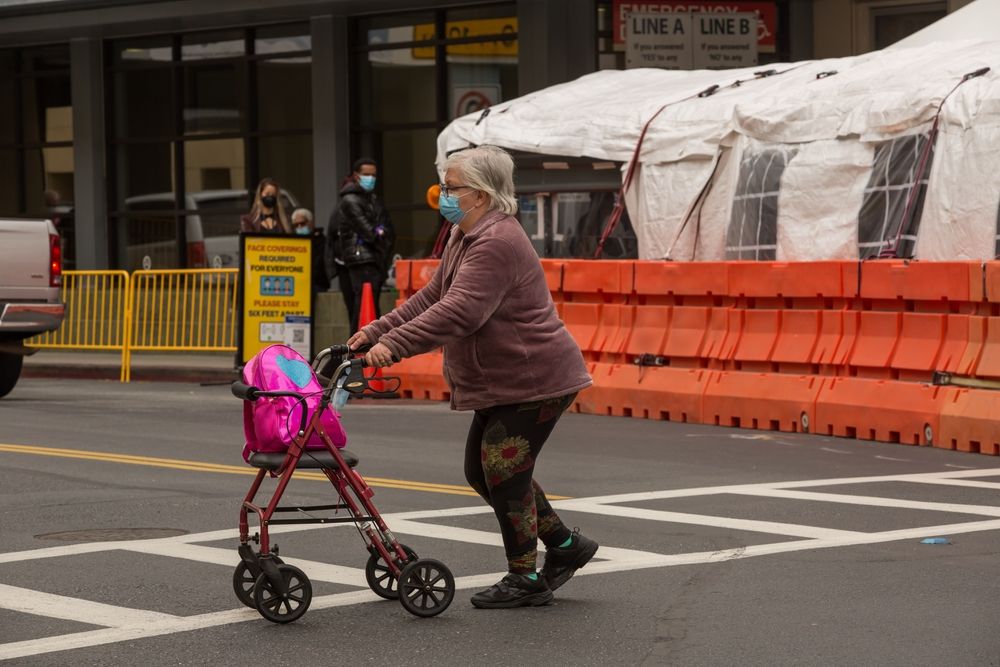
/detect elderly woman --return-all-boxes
[348,145,598,609]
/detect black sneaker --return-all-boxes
[470,573,553,609]
[541,529,599,591]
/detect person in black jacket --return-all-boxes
[331,157,394,333]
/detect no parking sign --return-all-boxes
[452,85,501,119]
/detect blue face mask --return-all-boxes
[358,175,376,192]
[295,226,310,236]
[439,190,475,225]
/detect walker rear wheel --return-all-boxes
[398,558,454,618]
[253,564,312,624]
[365,543,417,600]
[232,555,283,608]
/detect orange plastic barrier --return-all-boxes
[772,309,820,372]
[634,261,727,305]
[814,378,947,445]
[393,353,449,402]
[860,260,983,305]
[938,388,1000,455]
[409,260,440,292]
[733,309,780,369]
[703,372,822,433]
[388,258,1000,457]
[539,259,564,295]
[563,260,633,303]
[728,261,857,305]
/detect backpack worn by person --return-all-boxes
[241,344,347,463]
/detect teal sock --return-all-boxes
[525,572,538,581]
[558,536,574,548]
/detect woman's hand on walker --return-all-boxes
[347,330,370,350]
[365,343,395,368]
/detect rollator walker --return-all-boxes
[231,344,455,623]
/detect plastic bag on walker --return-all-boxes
[241,344,347,462]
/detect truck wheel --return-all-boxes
[0,352,24,398]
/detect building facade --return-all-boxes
[0,0,967,270]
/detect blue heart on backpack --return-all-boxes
[275,354,313,389]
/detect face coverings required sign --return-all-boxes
[240,235,312,362]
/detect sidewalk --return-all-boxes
[22,350,238,384]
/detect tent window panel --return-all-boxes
[858,133,933,259]
[726,148,794,261]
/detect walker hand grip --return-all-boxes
[231,381,260,401]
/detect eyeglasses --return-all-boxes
[292,221,309,228]
[439,183,471,198]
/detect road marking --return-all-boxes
[733,488,1000,517]
[0,583,178,628]
[0,443,562,499]
[553,500,864,539]
[6,467,1000,660]
[121,542,369,588]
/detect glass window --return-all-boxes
[256,57,312,131]
[858,134,934,259]
[255,24,311,55]
[20,74,72,144]
[112,67,174,139]
[182,62,245,134]
[181,30,244,61]
[447,41,517,120]
[727,146,797,260]
[114,143,175,209]
[378,128,440,257]
[359,49,438,125]
[0,149,19,215]
[358,12,437,46]
[258,134,313,213]
[183,137,245,197]
[114,37,173,65]
[0,52,16,144]
[119,210,180,270]
[20,45,71,74]
[873,4,947,51]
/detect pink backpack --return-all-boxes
[241,344,348,462]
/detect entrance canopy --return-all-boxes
[437,38,1000,261]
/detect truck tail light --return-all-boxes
[187,240,207,268]
[49,233,62,287]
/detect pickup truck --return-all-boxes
[0,219,65,398]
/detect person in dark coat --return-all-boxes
[332,157,394,333]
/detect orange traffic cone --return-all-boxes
[359,282,389,395]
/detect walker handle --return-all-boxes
[231,381,259,401]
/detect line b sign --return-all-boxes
[625,11,757,70]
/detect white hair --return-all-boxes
[291,208,313,224]
[443,145,518,216]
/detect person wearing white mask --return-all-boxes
[291,207,329,293]
[348,145,596,609]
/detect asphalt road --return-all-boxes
[2,377,1000,666]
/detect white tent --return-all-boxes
[437,38,1000,261]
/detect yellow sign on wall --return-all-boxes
[412,17,518,59]
[240,235,312,363]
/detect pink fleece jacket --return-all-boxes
[361,209,592,411]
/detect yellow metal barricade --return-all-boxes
[26,270,132,381]
[127,269,239,381]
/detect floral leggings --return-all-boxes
[464,392,577,574]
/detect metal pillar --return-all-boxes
[517,0,598,95]
[70,37,108,269]
[310,14,351,232]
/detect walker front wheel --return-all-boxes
[365,543,417,600]
[398,558,454,618]
[232,555,283,608]
[253,564,312,624]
